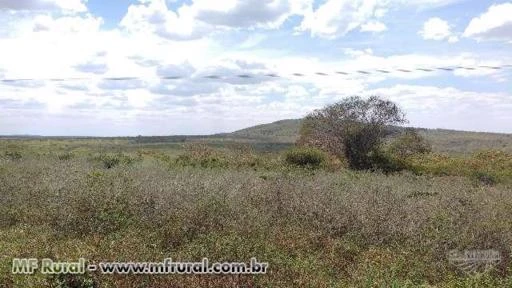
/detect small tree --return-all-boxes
[298,96,407,170]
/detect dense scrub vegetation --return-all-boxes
[284,147,326,168]
[1,137,512,287]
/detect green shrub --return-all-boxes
[388,128,432,158]
[173,143,266,169]
[285,147,326,168]
[4,151,22,161]
[375,129,432,174]
[100,154,120,169]
[175,153,229,168]
[174,143,223,168]
[368,150,407,173]
[47,273,97,288]
[471,170,497,186]
[95,153,136,169]
[405,153,466,176]
[403,150,512,184]
[57,152,74,161]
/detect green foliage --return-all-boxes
[342,124,385,170]
[4,150,22,160]
[172,143,280,170]
[405,149,512,184]
[366,129,432,174]
[298,96,407,170]
[176,153,229,168]
[57,152,74,161]
[47,273,97,288]
[470,170,497,186]
[368,150,407,173]
[388,128,432,158]
[100,154,121,169]
[284,147,326,168]
[175,143,230,168]
[96,153,137,169]
[51,170,135,237]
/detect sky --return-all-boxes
[0,0,511,136]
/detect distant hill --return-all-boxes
[228,119,512,154]
[229,119,302,143]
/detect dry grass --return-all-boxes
[1,140,512,287]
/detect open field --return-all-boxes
[1,126,512,287]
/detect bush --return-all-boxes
[368,150,407,173]
[175,144,229,168]
[173,143,270,169]
[96,153,137,169]
[47,273,97,288]
[285,147,326,168]
[4,151,22,161]
[100,154,121,169]
[175,154,229,169]
[57,152,74,161]
[470,170,497,186]
[388,128,432,158]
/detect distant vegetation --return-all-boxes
[2,116,511,154]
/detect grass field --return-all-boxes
[1,124,512,287]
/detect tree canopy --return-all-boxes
[298,96,407,170]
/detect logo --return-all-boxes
[447,249,501,274]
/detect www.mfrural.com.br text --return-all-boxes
[12,258,268,275]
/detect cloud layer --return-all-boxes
[0,0,511,135]
[463,2,512,42]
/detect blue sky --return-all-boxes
[0,0,511,136]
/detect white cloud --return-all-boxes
[0,0,87,12]
[0,12,114,81]
[74,61,108,75]
[447,36,458,43]
[296,0,466,39]
[120,0,309,40]
[463,2,512,42]
[419,17,457,42]
[123,0,468,41]
[360,21,387,32]
[191,0,291,29]
[120,0,209,40]
[297,0,382,39]
[32,14,103,33]
[368,85,512,133]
